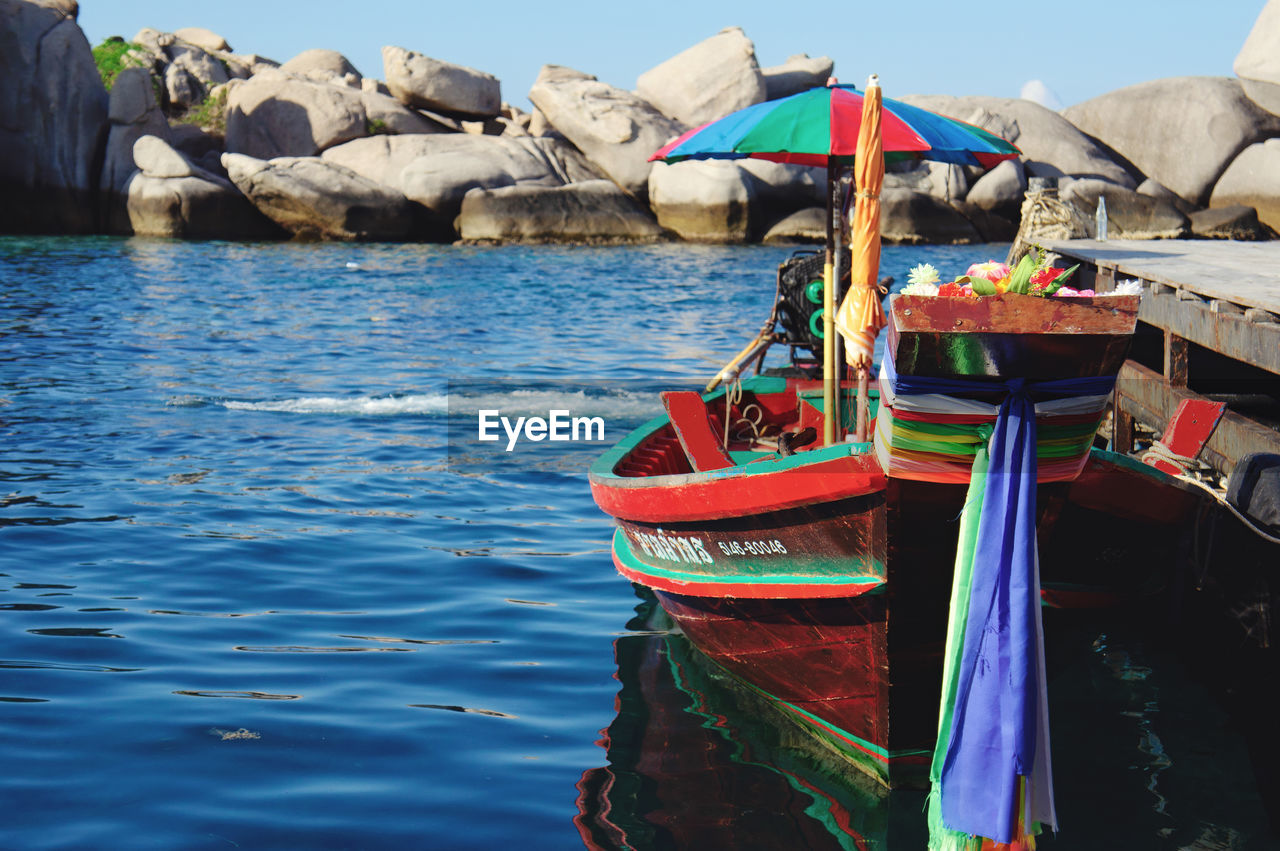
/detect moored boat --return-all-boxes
[589,289,1203,790]
[590,75,1208,847]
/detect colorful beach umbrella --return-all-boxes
[650,81,1019,446]
[650,83,1020,169]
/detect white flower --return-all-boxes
[907,263,940,286]
[901,282,940,296]
[1113,279,1144,296]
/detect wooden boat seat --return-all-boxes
[661,391,736,471]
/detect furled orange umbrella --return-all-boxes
[834,74,888,441]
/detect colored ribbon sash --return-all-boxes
[873,354,1114,849]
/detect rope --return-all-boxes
[1138,440,1280,545]
[1175,474,1280,546]
[1141,439,1198,474]
[723,379,743,449]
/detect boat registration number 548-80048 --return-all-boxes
[623,526,792,566]
[715,539,788,557]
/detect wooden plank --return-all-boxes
[661,391,736,471]
[1164,332,1188,386]
[1138,286,1280,376]
[1044,239,1280,315]
[1116,360,1280,474]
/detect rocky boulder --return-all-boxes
[885,160,968,203]
[457,180,665,243]
[1060,178,1190,239]
[900,94,1135,188]
[172,27,230,53]
[221,53,279,80]
[762,55,833,101]
[362,89,452,135]
[279,49,362,87]
[648,160,752,242]
[761,207,825,244]
[0,0,108,234]
[1061,77,1280,206]
[965,158,1027,221]
[1189,204,1275,240]
[636,27,766,127]
[739,159,824,223]
[880,188,980,244]
[528,65,683,199]
[127,136,281,239]
[224,68,369,159]
[1209,139,1280,231]
[1235,0,1280,116]
[100,66,172,233]
[382,45,500,119]
[164,41,231,111]
[222,152,415,241]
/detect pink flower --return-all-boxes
[965,261,1011,283]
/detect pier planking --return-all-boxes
[1043,239,1280,473]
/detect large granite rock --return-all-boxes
[321,133,576,232]
[164,41,230,110]
[1060,178,1189,239]
[965,158,1027,221]
[880,188,980,244]
[761,207,825,244]
[739,159,824,220]
[0,0,108,234]
[1062,77,1280,206]
[361,89,452,135]
[100,66,172,233]
[457,180,665,243]
[762,54,833,101]
[528,65,682,199]
[224,69,368,159]
[636,27,766,127]
[172,27,230,53]
[1189,204,1275,240]
[648,160,752,242]
[222,152,414,241]
[1209,139,1280,231]
[900,94,1135,188]
[280,49,362,87]
[397,137,565,227]
[1235,0,1280,116]
[127,136,281,239]
[885,159,969,202]
[382,45,500,119]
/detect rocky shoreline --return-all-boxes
[4,0,1280,245]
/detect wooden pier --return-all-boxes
[1043,239,1280,476]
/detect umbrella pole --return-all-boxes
[822,163,837,447]
[833,171,847,439]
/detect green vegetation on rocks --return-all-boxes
[181,87,229,135]
[92,37,149,91]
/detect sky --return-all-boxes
[78,1,1267,112]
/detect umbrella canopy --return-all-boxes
[650,83,1019,169]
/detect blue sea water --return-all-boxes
[0,236,1274,849]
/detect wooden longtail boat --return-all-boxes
[589,286,1203,789]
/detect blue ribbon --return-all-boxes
[880,349,1116,401]
[938,381,1041,842]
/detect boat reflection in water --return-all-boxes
[574,592,927,850]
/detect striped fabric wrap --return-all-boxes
[874,351,1117,850]
[874,353,1113,485]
